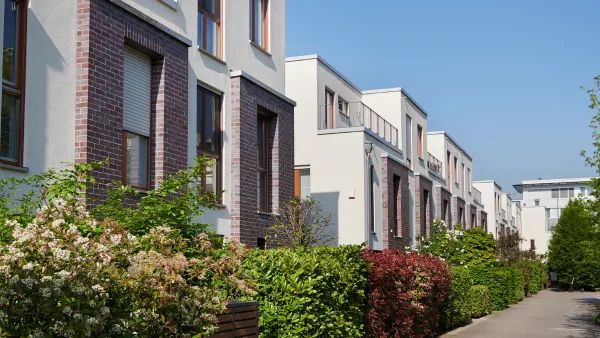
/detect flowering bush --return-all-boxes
[0,199,254,337]
[363,250,451,338]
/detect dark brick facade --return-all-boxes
[415,175,433,237]
[381,156,410,250]
[229,75,295,247]
[453,196,466,228]
[479,210,488,233]
[76,0,188,203]
[436,187,452,226]
[466,203,477,229]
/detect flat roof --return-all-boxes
[427,131,473,161]
[513,177,595,193]
[473,180,503,191]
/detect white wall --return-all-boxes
[473,181,502,238]
[1,1,77,179]
[521,206,550,254]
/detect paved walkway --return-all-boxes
[442,290,600,338]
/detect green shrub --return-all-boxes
[440,267,472,331]
[596,312,600,325]
[508,268,524,303]
[470,268,513,311]
[470,285,492,318]
[243,245,366,338]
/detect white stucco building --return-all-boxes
[513,177,594,254]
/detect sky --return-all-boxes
[286,0,599,194]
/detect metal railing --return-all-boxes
[474,188,482,204]
[427,152,442,176]
[319,102,398,147]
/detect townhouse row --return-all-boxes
[0,0,518,249]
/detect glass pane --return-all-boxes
[568,188,574,197]
[197,12,203,48]
[254,0,262,45]
[205,159,217,193]
[299,169,310,199]
[203,92,215,152]
[3,0,19,84]
[0,93,18,161]
[258,171,267,210]
[257,119,265,166]
[560,188,568,198]
[551,189,559,198]
[550,209,558,218]
[405,115,411,157]
[206,17,217,56]
[202,0,219,16]
[126,133,148,188]
[580,187,586,196]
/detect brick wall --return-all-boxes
[76,0,188,203]
[381,156,410,250]
[415,176,433,237]
[453,197,466,228]
[436,187,452,226]
[229,76,295,247]
[467,204,477,229]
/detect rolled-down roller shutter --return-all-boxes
[123,46,151,137]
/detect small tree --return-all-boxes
[269,197,334,249]
[496,231,535,265]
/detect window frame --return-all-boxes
[338,95,349,117]
[454,156,458,183]
[1,0,27,166]
[417,125,423,159]
[121,130,150,190]
[197,0,222,58]
[370,164,375,233]
[325,88,335,128]
[405,115,412,169]
[446,151,451,188]
[197,86,223,198]
[249,0,269,50]
[257,114,269,212]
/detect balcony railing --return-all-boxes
[474,188,482,204]
[319,102,398,147]
[427,152,442,176]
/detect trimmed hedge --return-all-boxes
[363,250,451,338]
[243,245,367,337]
[470,268,513,311]
[508,268,524,303]
[470,285,492,318]
[440,267,472,331]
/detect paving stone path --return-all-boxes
[442,290,600,338]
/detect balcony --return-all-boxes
[474,188,482,204]
[319,102,398,147]
[427,152,442,176]
[501,209,507,220]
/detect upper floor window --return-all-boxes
[467,167,472,192]
[454,157,458,183]
[551,188,574,198]
[338,96,348,117]
[197,86,222,196]
[324,88,334,129]
[198,0,221,58]
[1,0,26,166]
[405,115,412,169]
[417,125,423,158]
[257,113,270,212]
[250,0,268,50]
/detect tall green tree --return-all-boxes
[547,199,599,288]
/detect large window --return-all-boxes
[393,175,401,236]
[197,87,222,196]
[454,157,458,183]
[249,0,268,50]
[1,0,26,165]
[446,151,451,188]
[257,115,269,212]
[324,88,334,129]
[338,96,348,117]
[122,46,151,190]
[551,188,574,198]
[405,115,412,169]
[467,167,472,193]
[198,0,221,58]
[294,168,310,199]
[417,125,423,158]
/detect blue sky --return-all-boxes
[286,0,599,193]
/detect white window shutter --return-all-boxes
[123,46,151,137]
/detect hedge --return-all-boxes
[469,267,514,311]
[508,268,524,303]
[363,250,451,338]
[440,267,472,331]
[470,285,492,318]
[243,245,367,338]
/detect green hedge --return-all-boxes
[440,267,472,331]
[243,245,366,338]
[508,268,524,303]
[470,268,513,311]
[470,285,492,318]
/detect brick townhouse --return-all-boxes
[0,0,295,248]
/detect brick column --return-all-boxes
[381,156,410,250]
[453,197,466,229]
[436,187,453,226]
[415,175,433,237]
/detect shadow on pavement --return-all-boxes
[563,296,600,338]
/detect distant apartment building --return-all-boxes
[0,0,295,248]
[473,180,505,239]
[513,177,594,254]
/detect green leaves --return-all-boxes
[470,285,492,318]
[440,267,472,331]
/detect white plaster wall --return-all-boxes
[473,181,502,238]
[522,184,591,209]
[361,90,403,151]
[121,0,188,36]
[521,206,550,254]
[0,1,76,179]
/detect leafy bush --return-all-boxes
[596,312,600,325]
[440,267,472,331]
[0,200,254,337]
[508,268,524,303]
[363,250,451,338]
[469,267,514,311]
[461,228,497,268]
[243,245,366,338]
[470,285,492,318]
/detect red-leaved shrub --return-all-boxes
[363,250,451,338]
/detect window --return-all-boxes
[257,238,266,250]
[461,163,465,193]
[535,200,540,207]
[197,87,222,196]
[454,157,458,183]
[294,168,310,199]
[257,115,269,212]
[580,186,587,196]
[249,0,268,50]
[122,46,151,190]
[549,208,560,218]
[1,0,26,166]
[393,175,401,236]
[417,125,423,158]
[422,189,429,235]
[467,168,472,192]
[553,187,575,198]
[324,88,334,129]
[405,115,412,169]
[338,96,348,117]
[459,207,464,224]
[198,0,221,58]
[471,213,476,228]
[442,199,448,222]
[530,239,535,250]
[369,165,375,233]
[447,151,451,188]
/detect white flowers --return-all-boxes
[51,219,65,229]
[22,262,35,271]
[40,288,52,298]
[91,285,104,293]
[63,306,73,315]
[53,248,70,261]
[86,317,99,326]
[56,270,71,278]
[21,278,35,289]
[100,307,110,315]
[41,230,55,239]
[110,234,122,245]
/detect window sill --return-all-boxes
[249,40,272,58]
[258,211,278,217]
[159,0,178,10]
[199,47,227,65]
[214,203,227,209]
[0,163,29,173]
